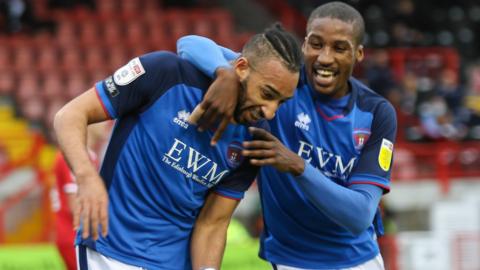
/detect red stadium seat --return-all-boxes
[36,48,59,74]
[88,67,109,84]
[16,73,40,103]
[210,9,234,39]
[65,73,89,100]
[108,46,129,71]
[55,21,77,48]
[188,11,214,38]
[79,21,100,47]
[125,21,146,47]
[96,0,118,19]
[13,46,35,74]
[0,47,11,73]
[41,72,64,100]
[0,72,15,96]
[84,47,105,73]
[60,47,83,74]
[150,36,174,52]
[147,18,172,50]
[120,0,141,19]
[130,45,152,59]
[19,97,44,124]
[165,9,190,41]
[102,20,123,47]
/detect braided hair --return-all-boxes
[242,23,302,73]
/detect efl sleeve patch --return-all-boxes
[113,57,145,86]
[378,138,393,171]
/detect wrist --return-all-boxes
[214,67,235,79]
[74,166,99,181]
[290,157,305,176]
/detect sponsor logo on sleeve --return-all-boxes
[378,138,394,171]
[105,76,119,97]
[113,57,145,86]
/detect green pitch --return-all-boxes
[222,220,270,270]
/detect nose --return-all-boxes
[261,102,279,120]
[316,47,334,66]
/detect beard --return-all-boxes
[233,78,248,124]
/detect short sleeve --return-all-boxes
[95,51,183,119]
[349,101,397,193]
[212,121,270,199]
[213,160,258,200]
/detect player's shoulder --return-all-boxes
[139,51,211,89]
[351,77,396,116]
[139,51,200,74]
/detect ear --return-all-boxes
[355,45,364,63]
[302,37,308,54]
[234,57,250,80]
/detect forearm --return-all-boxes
[177,35,238,78]
[191,220,229,270]
[54,104,98,181]
[295,163,382,235]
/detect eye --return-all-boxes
[261,89,275,100]
[335,46,347,53]
[309,41,322,49]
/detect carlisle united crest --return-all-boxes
[353,129,371,151]
[226,142,244,168]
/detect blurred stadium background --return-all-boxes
[0,0,480,269]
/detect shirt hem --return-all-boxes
[260,249,380,269]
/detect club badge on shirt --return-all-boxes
[353,129,371,151]
[226,142,244,168]
[378,138,393,171]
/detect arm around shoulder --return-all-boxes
[177,35,236,78]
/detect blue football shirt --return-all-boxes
[76,51,259,270]
[258,70,396,269]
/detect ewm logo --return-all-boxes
[163,138,230,187]
[297,140,356,180]
[173,110,190,129]
[295,112,311,131]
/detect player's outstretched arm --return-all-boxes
[243,127,383,235]
[54,88,110,240]
[191,193,240,270]
[177,35,242,145]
